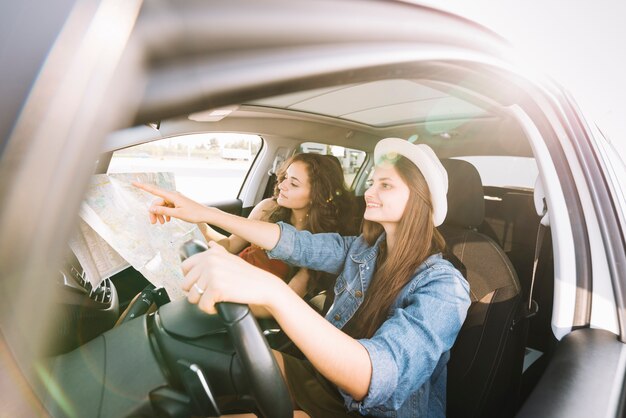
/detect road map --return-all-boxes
[71,172,206,300]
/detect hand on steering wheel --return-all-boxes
[180,239,292,418]
[181,241,282,315]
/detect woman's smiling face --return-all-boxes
[363,165,410,227]
[276,161,311,210]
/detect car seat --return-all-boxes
[439,159,525,418]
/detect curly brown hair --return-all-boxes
[267,153,359,300]
[268,153,358,236]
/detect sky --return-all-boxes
[419,0,626,160]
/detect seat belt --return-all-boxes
[512,186,548,328]
[262,171,277,199]
[526,213,549,317]
[526,177,550,319]
[263,150,290,199]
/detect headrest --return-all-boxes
[441,159,484,228]
[374,138,448,226]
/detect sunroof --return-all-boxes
[250,79,488,127]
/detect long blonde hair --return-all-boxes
[346,157,445,339]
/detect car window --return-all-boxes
[298,142,366,187]
[454,156,538,189]
[108,133,263,202]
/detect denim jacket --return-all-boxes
[268,222,471,418]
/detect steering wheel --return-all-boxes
[180,240,292,418]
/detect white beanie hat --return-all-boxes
[374,138,448,226]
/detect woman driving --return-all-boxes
[135,138,471,417]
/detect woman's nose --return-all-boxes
[278,180,288,190]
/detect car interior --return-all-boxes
[2,1,625,417]
[38,75,566,417]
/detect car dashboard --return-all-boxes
[48,250,120,355]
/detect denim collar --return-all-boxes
[350,232,387,263]
[415,253,444,275]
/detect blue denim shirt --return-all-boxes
[267,222,471,418]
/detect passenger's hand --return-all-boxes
[133,182,211,224]
[181,241,283,314]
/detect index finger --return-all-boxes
[132,182,177,200]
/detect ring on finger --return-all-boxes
[193,283,205,295]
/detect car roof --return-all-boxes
[106,80,533,159]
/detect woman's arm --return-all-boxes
[182,244,372,400]
[285,268,309,298]
[196,223,228,246]
[268,281,372,400]
[134,183,356,273]
[198,198,278,254]
[133,182,281,251]
[249,268,310,318]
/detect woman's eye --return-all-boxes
[365,179,373,188]
[291,182,298,188]
[381,183,391,189]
